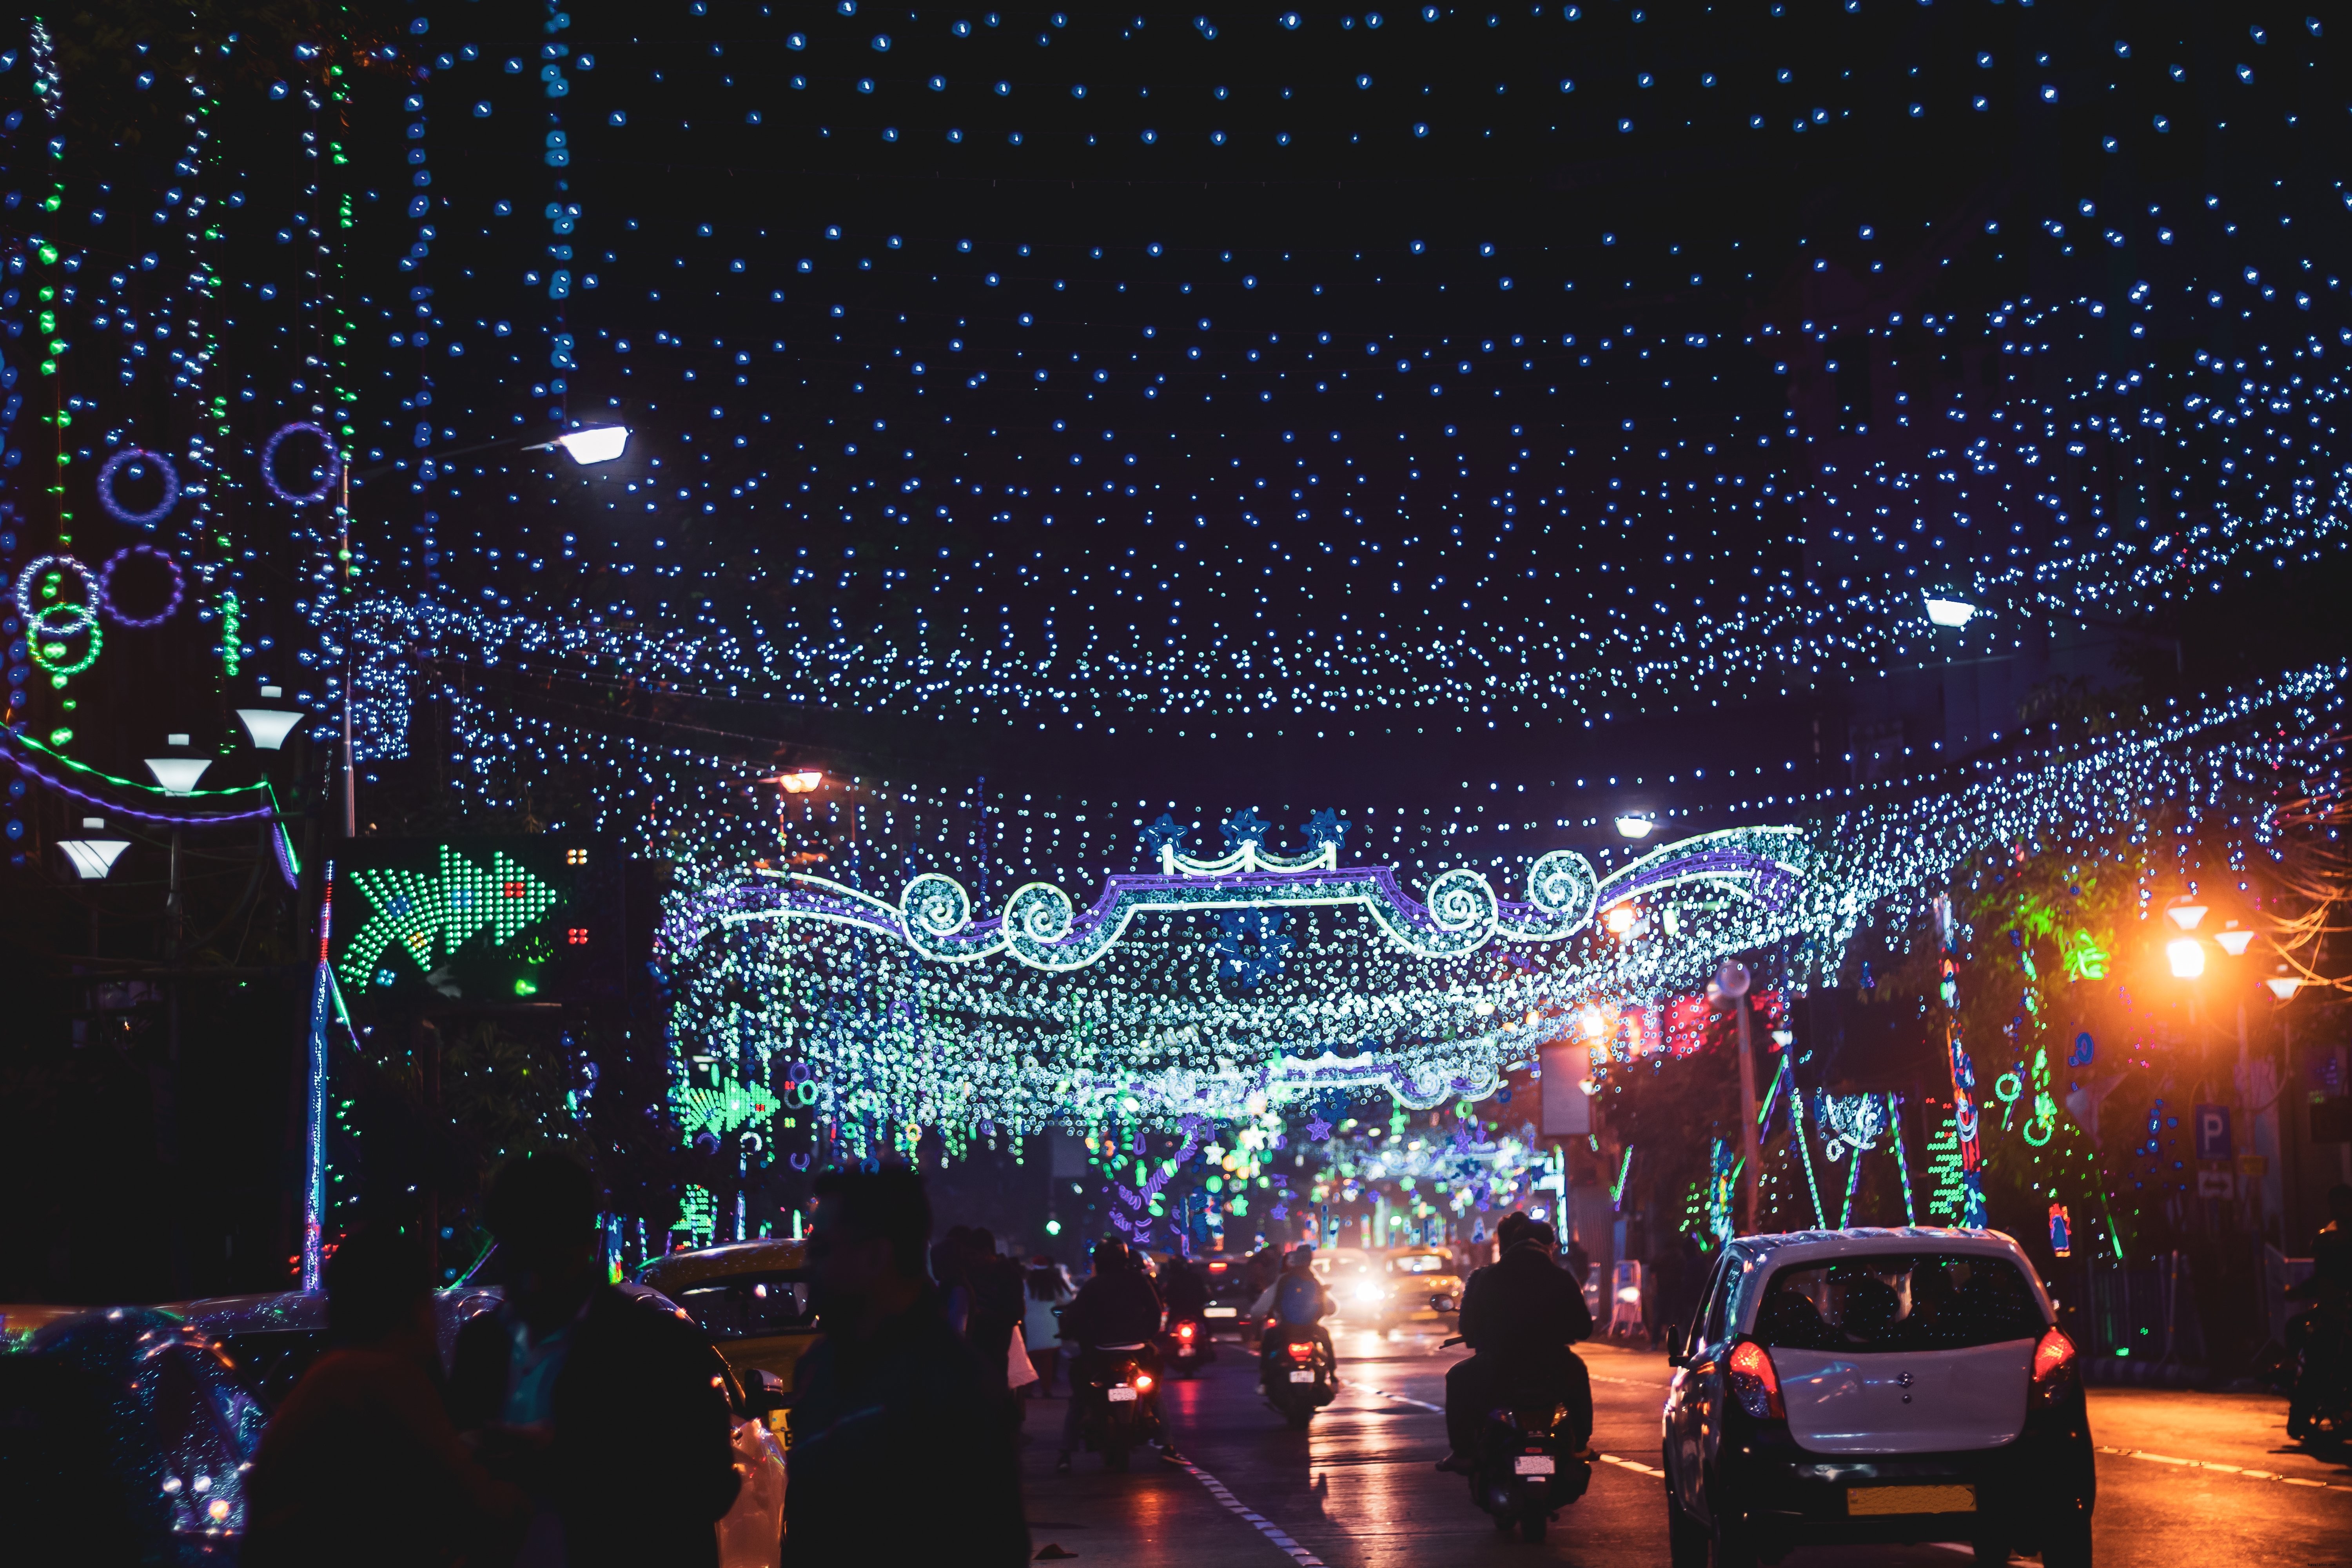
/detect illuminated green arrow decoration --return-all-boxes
[338,846,562,989]
[670,1074,782,1139]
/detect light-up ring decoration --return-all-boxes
[14,554,100,639]
[99,544,187,628]
[261,421,343,505]
[96,447,181,527]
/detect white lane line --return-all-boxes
[2096,1444,2347,1490]
[1365,1387,1662,1477]
[1172,1457,1328,1567]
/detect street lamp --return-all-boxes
[144,733,211,795]
[531,425,631,465]
[1613,811,1657,841]
[235,685,306,751]
[2213,923,2254,957]
[1923,593,1980,628]
[2165,901,2209,932]
[2264,971,2303,1002]
[2165,937,2207,979]
[769,769,824,795]
[57,817,130,880]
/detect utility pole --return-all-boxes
[1719,960,1761,1236]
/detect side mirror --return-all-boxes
[1664,1325,1688,1367]
[745,1367,789,1417]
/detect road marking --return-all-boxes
[2096,1444,2347,1491]
[1364,1387,1443,1413]
[1597,1452,1665,1477]
[1172,1457,1328,1567]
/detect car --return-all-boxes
[636,1238,820,1430]
[0,1306,269,1565]
[1310,1247,1380,1322]
[179,1280,788,1568]
[1363,1246,1465,1329]
[1199,1254,1259,1334]
[1660,1227,2094,1568]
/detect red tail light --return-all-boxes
[2031,1326,2076,1401]
[1726,1339,1785,1421]
[1134,1374,1155,1392]
[1286,1341,1316,1362]
[1178,1323,1196,1339]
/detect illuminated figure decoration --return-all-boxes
[336,845,561,989]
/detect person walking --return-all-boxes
[785,1167,1030,1566]
[1024,1256,1074,1397]
[243,1227,525,1568]
[447,1151,741,1568]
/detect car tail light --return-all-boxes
[1286,1341,1316,1362]
[1134,1374,1155,1392]
[2031,1326,2076,1401]
[1726,1339,1785,1421]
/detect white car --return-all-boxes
[1660,1227,2093,1568]
[180,1284,788,1568]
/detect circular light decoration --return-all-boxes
[94,446,181,527]
[13,553,100,640]
[99,544,187,628]
[261,421,343,506]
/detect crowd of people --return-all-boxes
[234,1149,1602,1566]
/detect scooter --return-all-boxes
[1165,1316,1214,1377]
[1074,1344,1161,1470]
[1441,1335,1592,1542]
[1260,1325,1337,1430]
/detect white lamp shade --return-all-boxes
[2213,928,2254,956]
[553,425,630,464]
[1923,595,1978,628]
[1613,813,1656,840]
[2165,903,2208,931]
[236,707,305,750]
[145,757,212,794]
[2264,977,2302,1001]
[60,839,131,879]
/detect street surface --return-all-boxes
[1019,1325,2352,1567]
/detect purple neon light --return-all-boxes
[2,743,276,825]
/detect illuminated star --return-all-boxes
[1302,808,1352,851]
[1220,807,1273,852]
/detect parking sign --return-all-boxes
[2193,1104,2232,1161]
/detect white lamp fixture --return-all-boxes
[2265,973,2303,1001]
[2164,902,2209,932]
[2213,924,2254,957]
[59,818,131,880]
[236,686,305,751]
[1613,811,1657,840]
[550,425,630,465]
[145,757,212,794]
[2165,937,2206,979]
[1923,594,1979,629]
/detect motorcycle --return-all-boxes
[2285,1306,2351,1441]
[1074,1343,1162,1470]
[1441,1336,1593,1543]
[1165,1315,1214,1377]
[1260,1326,1337,1430]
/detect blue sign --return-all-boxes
[2193,1103,2233,1161]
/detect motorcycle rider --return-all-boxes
[1161,1252,1211,1324]
[1251,1245,1335,1376]
[2287,1183,2352,1439]
[1054,1238,1183,1471]
[1438,1211,1594,1474]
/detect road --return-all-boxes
[1018,1323,2352,1567]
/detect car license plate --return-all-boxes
[1205,1307,1238,1318]
[1107,1386,1138,1402]
[1513,1455,1556,1476]
[1289,1369,1317,1383]
[1847,1485,1974,1516]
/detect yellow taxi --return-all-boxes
[637,1239,820,1438]
[1364,1246,1466,1329]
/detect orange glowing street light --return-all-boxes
[765,769,825,794]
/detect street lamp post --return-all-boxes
[1717,959,1760,1236]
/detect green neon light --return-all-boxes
[337,845,562,987]
[671,1074,782,1139]
[7,728,272,797]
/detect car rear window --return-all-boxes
[673,1272,815,1341]
[1390,1253,1447,1275]
[1755,1252,2044,1353]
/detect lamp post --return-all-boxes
[1717,959,1761,1236]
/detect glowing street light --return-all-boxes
[2264,974,2303,1002]
[2165,937,2207,979]
[145,734,211,795]
[768,769,824,794]
[235,684,305,751]
[58,818,131,880]
[2213,924,2255,957]
[1613,811,1657,840]
[2164,901,2209,931]
[1602,902,1638,937]
[537,425,632,465]
[1923,594,1979,629]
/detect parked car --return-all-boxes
[637,1238,820,1437]
[178,1284,502,1405]
[1661,1228,2093,1568]
[0,1307,268,1565]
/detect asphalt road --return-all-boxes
[1018,1323,2352,1567]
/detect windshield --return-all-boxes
[1390,1253,1448,1275]
[671,1271,816,1341]
[1755,1252,2044,1353]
